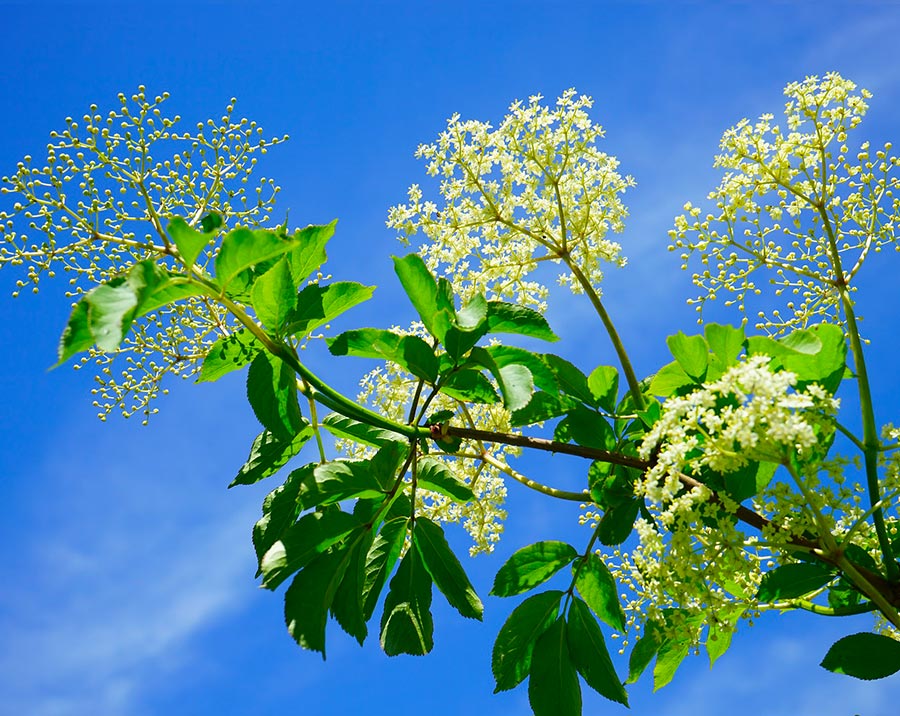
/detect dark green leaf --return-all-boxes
[485,301,558,342]
[363,517,408,621]
[260,509,361,590]
[284,281,375,338]
[511,391,578,427]
[528,617,581,716]
[723,460,778,502]
[380,545,434,656]
[284,546,354,657]
[666,332,708,382]
[416,456,474,501]
[198,329,262,383]
[563,405,616,450]
[491,541,578,597]
[252,464,311,564]
[545,354,596,406]
[168,216,214,269]
[414,518,483,620]
[492,590,563,692]
[573,552,625,632]
[627,620,661,684]
[821,632,900,680]
[246,351,304,441]
[440,370,498,404]
[757,562,835,602]
[598,499,640,546]
[331,529,375,645]
[289,221,336,285]
[321,413,404,448]
[392,253,454,342]
[299,461,386,509]
[230,428,313,487]
[327,328,439,383]
[215,227,296,290]
[200,212,223,234]
[567,598,628,705]
[588,365,619,412]
[251,257,297,332]
[488,346,557,392]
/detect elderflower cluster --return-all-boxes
[387,89,634,310]
[344,327,516,555]
[0,87,287,421]
[670,72,900,334]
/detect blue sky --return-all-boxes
[2,2,900,715]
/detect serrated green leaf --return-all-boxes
[627,620,661,684]
[363,517,408,621]
[198,329,262,383]
[704,323,745,368]
[260,509,361,590]
[289,221,336,285]
[380,545,434,656]
[821,632,900,680]
[723,460,778,502]
[331,529,375,645]
[648,360,695,397]
[299,461,386,509]
[574,552,625,632]
[486,301,558,342]
[440,370,498,403]
[496,364,535,412]
[230,428,313,487]
[528,617,581,716]
[416,456,474,502]
[598,499,640,546]
[215,227,296,290]
[321,413,404,448]
[168,216,214,269]
[252,464,311,564]
[545,354,596,406]
[491,541,578,597]
[492,590,563,692]
[757,562,835,602]
[284,545,355,657]
[246,351,304,441]
[653,637,690,690]
[284,281,374,338]
[327,328,439,383]
[511,391,579,426]
[488,345,557,392]
[666,331,708,381]
[567,598,628,705]
[392,253,454,342]
[706,604,744,667]
[414,518,483,620]
[563,405,616,451]
[251,257,297,332]
[588,365,619,412]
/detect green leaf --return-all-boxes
[321,413,404,448]
[198,329,262,383]
[492,590,563,692]
[545,354,596,406]
[363,517,408,621]
[528,617,581,716]
[457,293,488,329]
[289,221,336,285]
[706,604,744,667]
[627,620,661,684]
[252,465,311,564]
[666,331,708,382]
[57,300,93,364]
[704,323,745,368]
[757,562,835,602]
[299,461,386,509]
[648,361,694,397]
[511,391,578,427]
[416,456,474,502]
[821,632,900,680]
[496,364,535,412]
[215,227,296,290]
[440,370,498,403]
[598,498,640,546]
[414,518,483,620]
[567,598,628,706]
[653,637,690,690]
[327,328,439,383]
[284,545,354,657]
[562,405,616,451]
[168,216,214,269]
[392,253,454,342]
[588,365,619,412]
[722,460,778,502]
[284,281,375,339]
[491,541,578,597]
[485,301,558,342]
[380,545,434,656]
[331,529,375,645]
[573,552,625,632]
[230,428,313,487]
[488,345,558,392]
[200,212,223,234]
[261,509,361,590]
[246,351,304,441]
[251,257,297,332]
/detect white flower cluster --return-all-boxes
[639,355,839,504]
[670,73,900,333]
[387,90,633,309]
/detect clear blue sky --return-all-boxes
[2,2,900,715]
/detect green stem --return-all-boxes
[775,599,877,617]
[481,452,587,502]
[838,554,900,629]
